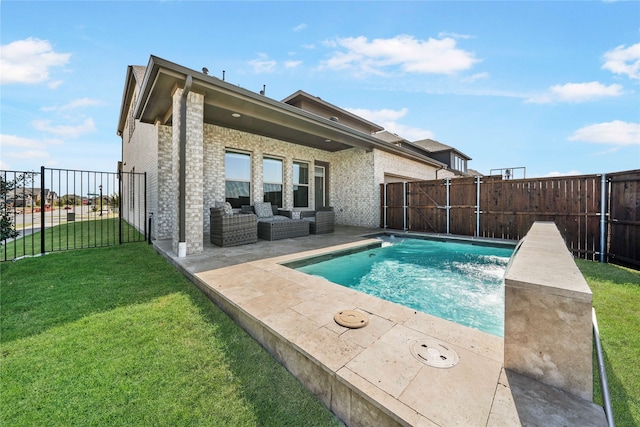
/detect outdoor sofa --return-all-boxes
[241,202,309,241]
[209,204,257,247]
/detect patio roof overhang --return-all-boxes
[129,55,446,168]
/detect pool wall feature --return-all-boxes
[504,221,593,401]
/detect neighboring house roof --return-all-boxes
[372,130,408,145]
[117,55,447,169]
[466,168,484,176]
[412,138,472,161]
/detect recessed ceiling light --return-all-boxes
[232,113,241,118]
[325,139,331,143]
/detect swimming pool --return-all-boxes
[289,235,515,337]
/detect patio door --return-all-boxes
[314,165,326,208]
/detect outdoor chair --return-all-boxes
[209,205,257,247]
[300,206,335,234]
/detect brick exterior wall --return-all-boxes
[156,124,174,240]
[123,89,450,254]
[121,85,158,238]
[171,88,204,255]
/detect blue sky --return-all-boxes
[1,1,639,177]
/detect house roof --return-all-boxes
[412,138,472,160]
[282,90,384,134]
[372,131,408,144]
[117,55,447,169]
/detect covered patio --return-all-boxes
[153,225,607,426]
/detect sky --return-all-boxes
[1,1,639,178]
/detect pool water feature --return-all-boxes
[292,235,514,337]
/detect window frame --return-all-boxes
[262,156,283,208]
[293,161,310,208]
[224,150,252,208]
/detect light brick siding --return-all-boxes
[156,124,174,240]
[121,85,158,237]
[202,124,333,232]
[124,90,449,253]
[171,88,204,255]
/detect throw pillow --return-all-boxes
[223,202,233,215]
[254,202,274,218]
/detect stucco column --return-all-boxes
[172,87,204,256]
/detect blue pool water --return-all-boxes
[294,236,514,336]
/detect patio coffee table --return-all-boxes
[257,219,309,241]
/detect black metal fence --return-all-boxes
[1,167,147,262]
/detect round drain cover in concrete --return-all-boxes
[334,310,368,329]
[410,339,460,368]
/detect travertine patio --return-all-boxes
[154,225,607,426]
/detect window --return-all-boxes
[293,161,309,208]
[263,157,283,207]
[225,151,251,208]
[453,155,466,173]
[314,165,325,208]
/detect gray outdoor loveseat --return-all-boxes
[241,202,310,241]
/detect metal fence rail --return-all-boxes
[1,167,147,262]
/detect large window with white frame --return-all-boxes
[225,151,251,208]
[263,157,283,207]
[293,161,309,208]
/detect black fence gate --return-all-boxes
[1,167,147,262]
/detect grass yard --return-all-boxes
[0,243,343,426]
[2,217,143,260]
[1,240,638,427]
[577,259,640,427]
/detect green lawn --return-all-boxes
[1,243,343,426]
[577,259,640,427]
[3,217,143,260]
[1,241,638,426]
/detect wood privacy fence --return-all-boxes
[380,169,640,267]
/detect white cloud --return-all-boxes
[2,134,43,148]
[602,43,640,79]
[5,149,51,160]
[346,107,435,141]
[437,31,474,40]
[41,97,103,112]
[347,107,409,123]
[284,60,302,69]
[32,118,96,139]
[293,23,307,32]
[320,34,478,76]
[527,82,624,104]
[568,120,640,145]
[249,54,276,73]
[543,170,583,178]
[0,134,62,169]
[48,80,64,89]
[462,72,489,83]
[0,38,71,85]
[384,122,436,141]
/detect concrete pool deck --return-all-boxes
[155,225,607,426]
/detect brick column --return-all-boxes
[156,124,174,240]
[172,87,204,256]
